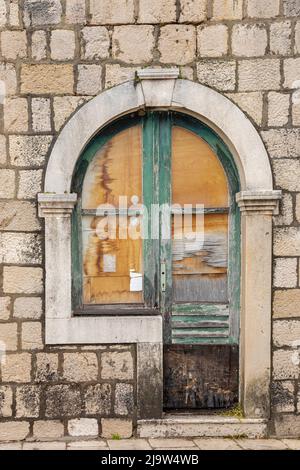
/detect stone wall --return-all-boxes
[0,0,300,440]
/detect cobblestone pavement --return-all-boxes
[0,438,299,451]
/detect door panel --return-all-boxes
[163,345,239,410]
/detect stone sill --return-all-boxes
[137,414,268,439]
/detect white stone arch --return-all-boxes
[39,70,281,429]
[45,74,272,193]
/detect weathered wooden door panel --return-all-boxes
[163,345,239,410]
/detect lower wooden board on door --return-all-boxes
[163,344,239,410]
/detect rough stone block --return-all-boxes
[0,0,6,26]
[0,422,29,441]
[159,25,196,65]
[3,267,43,294]
[232,24,267,57]
[22,322,43,350]
[31,98,51,133]
[45,385,82,418]
[1,30,27,60]
[273,160,300,191]
[274,414,300,437]
[1,353,31,382]
[226,92,263,125]
[63,353,98,382]
[273,289,300,318]
[0,386,13,417]
[113,26,154,64]
[268,92,289,126]
[284,58,300,89]
[31,30,47,61]
[18,169,43,199]
[84,383,111,415]
[238,59,280,91]
[9,135,52,167]
[212,0,243,19]
[0,297,11,321]
[14,297,42,320]
[274,258,297,288]
[33,420,64,440]
[273,349,299,379]
[272,381,295,413]
[35,353,59,383]
[262,129,300,158]
[90,0,134,24]
[68,418,98,437]
[197,60,236,91]
[138,0,176,23]
[66,0,86,24]
[270,21,292,55]
[101,351,133,380]
[283,0,300,16]
[77,64,102,95]
[0,170,15,198]
[247,0,280,17]
[50,30,75,60]
[114,383,134,416]
[274,192,293,226]
[4,98,28,133]
[0,135,6,165]
[0,63,17,95]
[53,96,87,131]
[274,228,300,257]
[21,64,74,94]
[24,0,62,26]
[295,22,300,54]
[1,233,42,264]
[273,320,300,347]
[16,385,40,418]
[101,418,133,438]
[0,201,40,232]
[105,64,136,88]
[198,24,228,57]
[179,0,206,22]
[0,322,18,351]
[81,26,110,60]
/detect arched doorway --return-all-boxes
[71,110,240,410]
[39,71,280,426]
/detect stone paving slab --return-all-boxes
[282,439,300,450]
[149,438,197,449]
[194,438,241,450]
[67,440,108,450]
[236,439,288,450]
[108,439,151,450]
[0,438,299,450]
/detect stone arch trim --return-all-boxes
[45,72,273,194]
[39,70,281,424]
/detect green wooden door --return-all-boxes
[73,111,240,410]
[143,112,240,410]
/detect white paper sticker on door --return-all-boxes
[103,254,116,273]
[130,270,143,291]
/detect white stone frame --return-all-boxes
[38,69,281,419]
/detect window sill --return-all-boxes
[73,305,160,317]
[45,315,162,345]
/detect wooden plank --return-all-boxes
[163,344,239,409]
[172,126,229,207]
[159,112,173,343]
[172,303,229,315]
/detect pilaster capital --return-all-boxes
[38,193,77,217]
[236,190,282,215]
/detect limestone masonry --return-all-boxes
[0,0,300,441]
